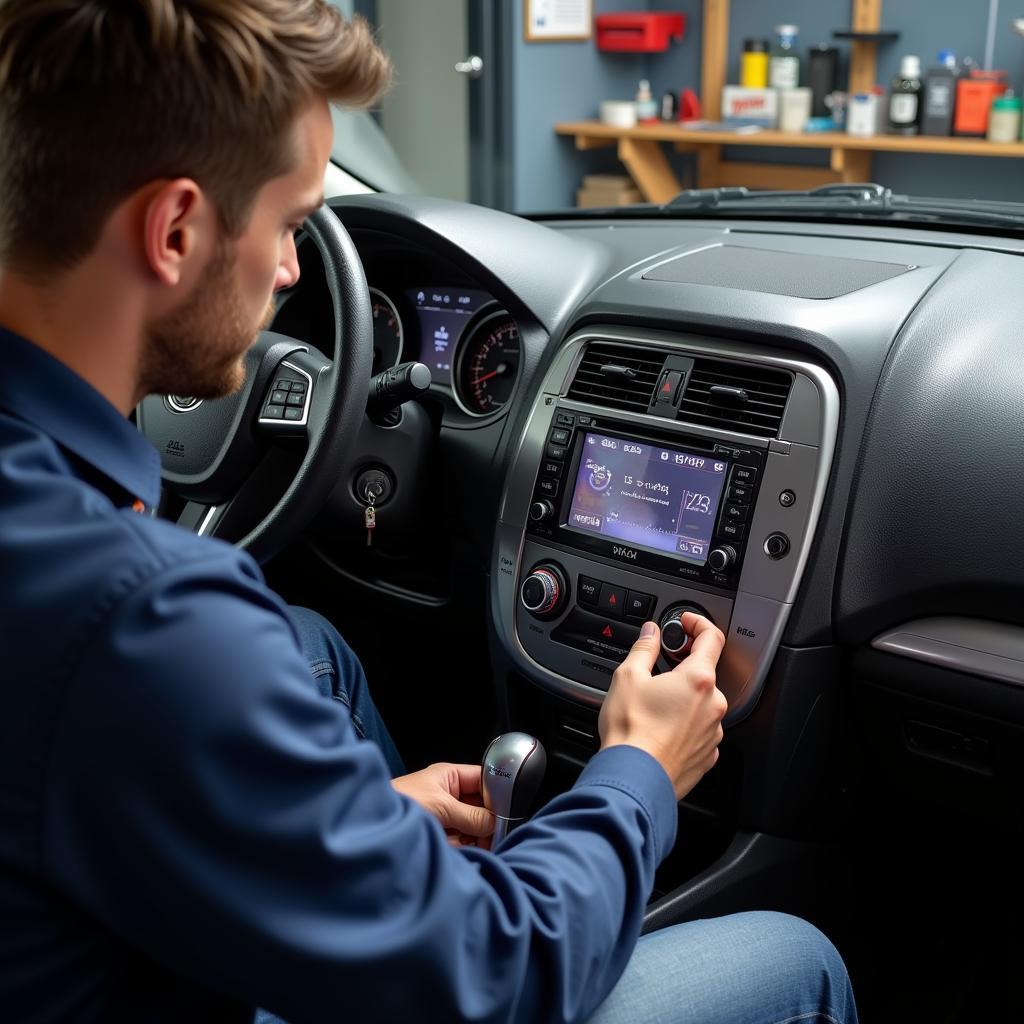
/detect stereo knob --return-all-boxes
[659,603,711,661]
[520,564,567,618]
[708,545,737,572]
[529,500,554,523]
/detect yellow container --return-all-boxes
[741,41,769,89]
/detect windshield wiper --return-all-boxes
[661,183,1024,228]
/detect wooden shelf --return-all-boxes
[557,0,1024,202]
[555,119,1024,202]
[556,120,1024,158]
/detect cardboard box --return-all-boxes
[722,86,778,128]
[582,174,635,190]
[576,186,644,208]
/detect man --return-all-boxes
[0,2,858,1022]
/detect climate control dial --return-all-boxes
[520,563,568,619]
[659,603,712,662]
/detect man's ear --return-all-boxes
[142,179,211,288]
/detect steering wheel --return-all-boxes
[137,205,372,564]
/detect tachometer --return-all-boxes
[454,311,521,416]
[368,287,403,375]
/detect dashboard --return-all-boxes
[284,191,1024,852]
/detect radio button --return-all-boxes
[723,503,749,523]
[719,521,747,541]
[727,483,752,503]
[549,428,571,446]
[732,466,757,484]
[546,444,568,461]
[577,576,601,606]
[537,478,559,498]
[577,415,594,426]
[598,583,627,619]
[541,460,563,478]
[555,413,576,427]
[624,590,655,621]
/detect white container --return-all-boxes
[847,91,880,136]
[721,86,778,127]
[778,87,812,132]
[599,100,637,129]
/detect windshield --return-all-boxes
[327,2,1024,227]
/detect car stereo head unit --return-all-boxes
[527,408,762,590]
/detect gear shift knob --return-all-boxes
[480,732,547,847]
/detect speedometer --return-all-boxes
[454,311,521,416]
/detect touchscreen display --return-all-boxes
[408,287,492,382]
[565,432,729,565]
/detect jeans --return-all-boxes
[256,607,858,1024]
[288,606,405,777]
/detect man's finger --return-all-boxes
[678,613,726,672]
[451,763,485,799]
[443,796,494,838]
[616,621,661,677]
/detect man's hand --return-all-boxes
[392,763,495,850]
[598,614,728,801]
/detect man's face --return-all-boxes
[139,98,332,399]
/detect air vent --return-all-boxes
[678,358,792,438]
[566,343,665,413]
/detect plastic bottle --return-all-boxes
[922,50,959,136]
[987,91,1021,142]
[741,39,770,89]
[769,25,800,89]
[635,79,658,123]
[888,55,922,135]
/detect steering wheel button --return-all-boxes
[262,405,284,419]
[274,379,292,391]
[270,390,289,405]
[283,407,303,421]
[286,393,304,406]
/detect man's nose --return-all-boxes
[275,237,301,291]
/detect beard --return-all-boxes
[139,241,275,400]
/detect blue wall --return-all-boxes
[509,0,1024,212]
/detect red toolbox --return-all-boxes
[595,13,686,53]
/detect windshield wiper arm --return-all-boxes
[661,182,1024,227]
[662,182,891,212]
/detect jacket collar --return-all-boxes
[0,327,161,509]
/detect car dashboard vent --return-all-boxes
[678,358,793,438]
[566,343,665,413]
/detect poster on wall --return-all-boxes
[524,0,592,42]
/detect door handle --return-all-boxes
[454,55,484,78]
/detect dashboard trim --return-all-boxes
[492,326,840,724]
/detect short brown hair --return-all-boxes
[0,0,391,276]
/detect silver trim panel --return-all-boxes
[491,325,840,725]
[872,617,1024,687]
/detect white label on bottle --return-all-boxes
[769,56,799,90]
[890,93,918,125]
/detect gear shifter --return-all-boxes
[480,732,547,847]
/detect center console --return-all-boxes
[492,327,839,724]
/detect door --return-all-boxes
[350,0,510,209]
